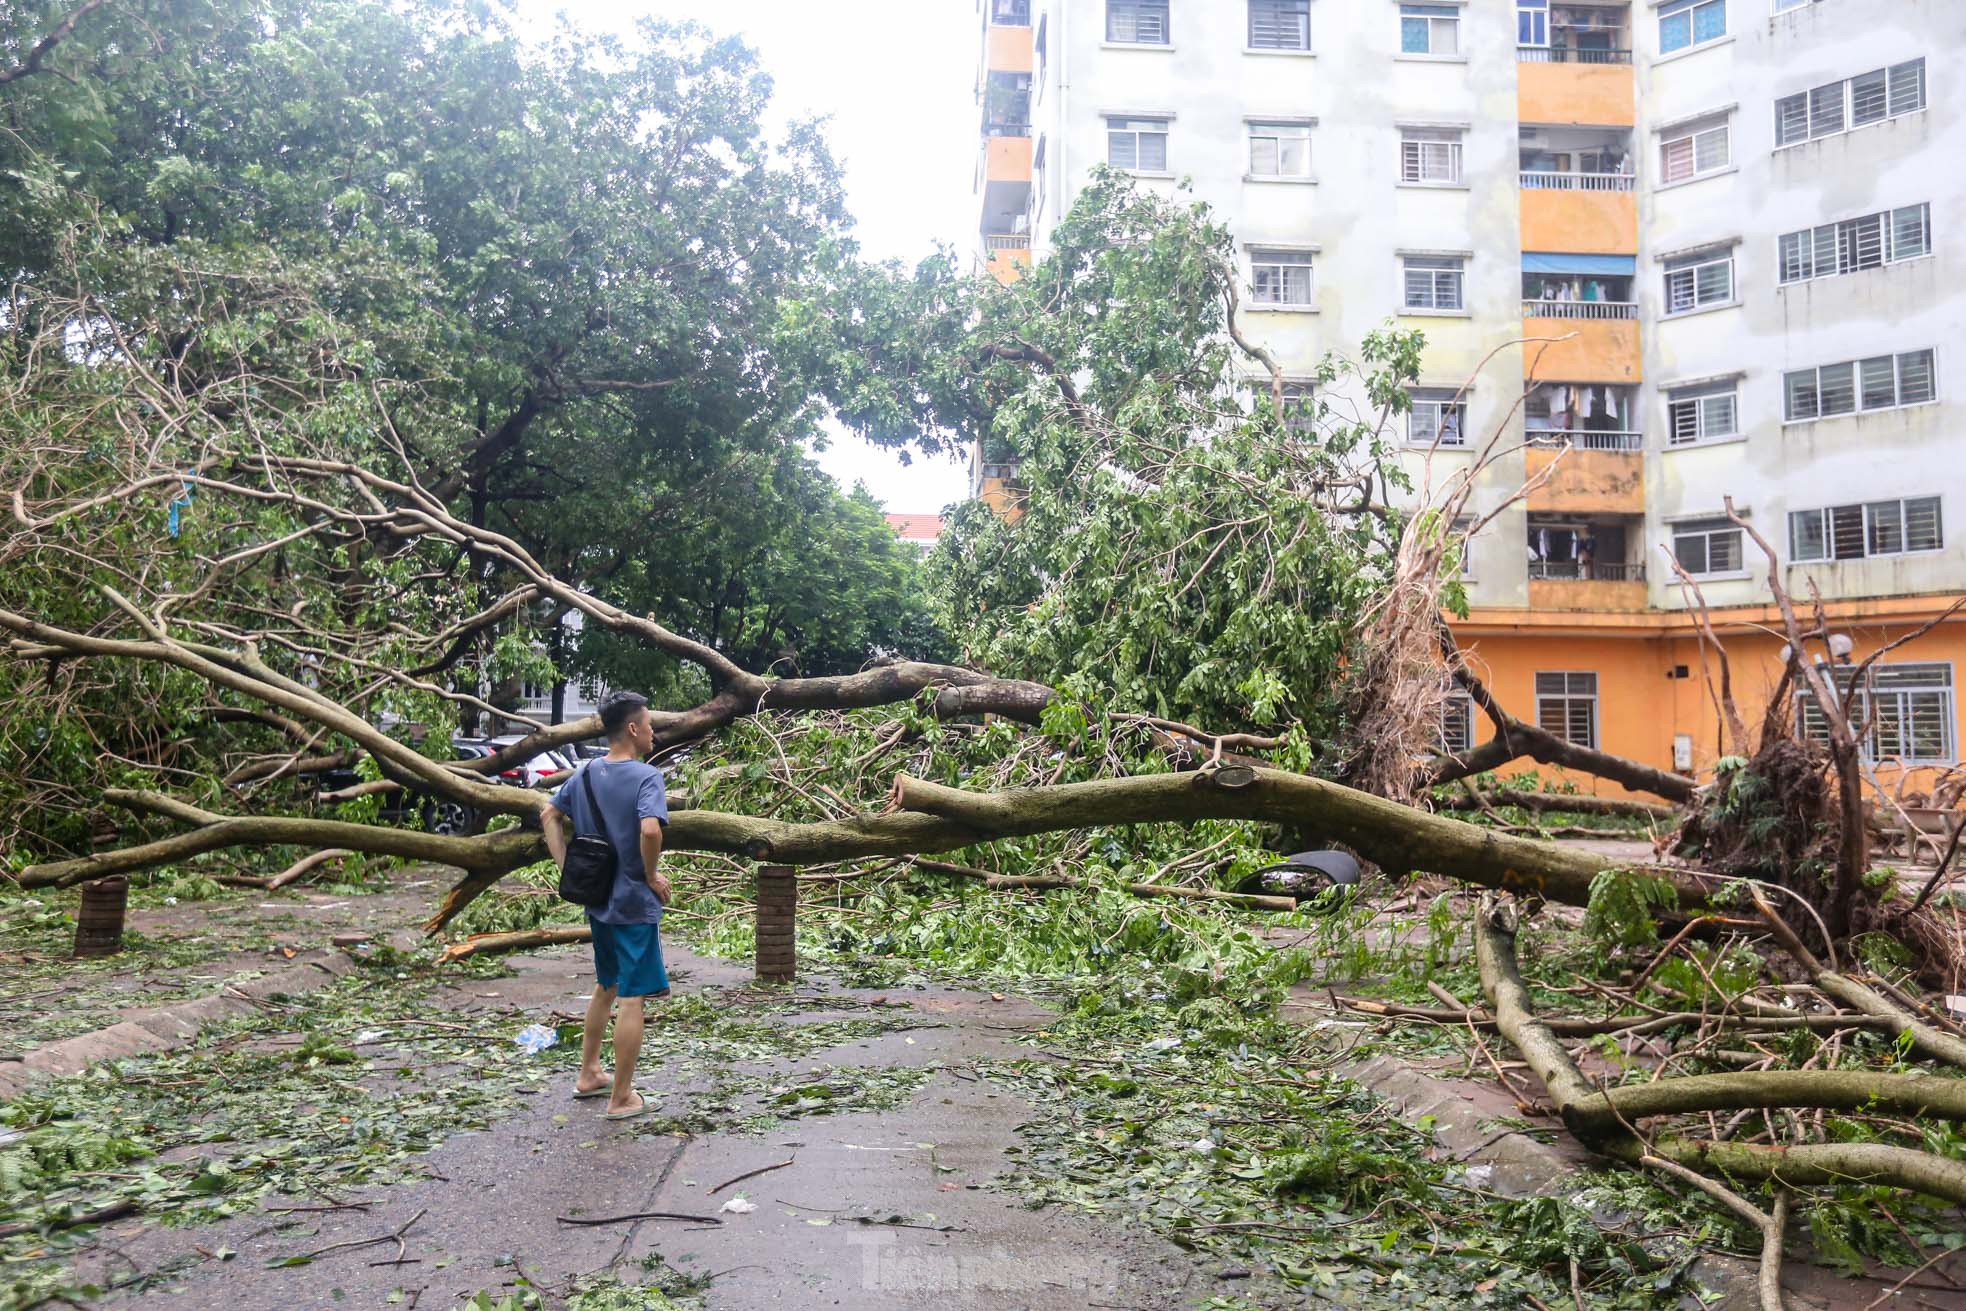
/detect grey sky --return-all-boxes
[522,0,981,513]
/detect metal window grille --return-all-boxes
[1672,522,1743,575]
[1667,385,1735,445]
[1407,390,1467,446]
[1106,118,1169,171]
[1403,257,1464,310]
[1890,204,1930,261]
[1797,663,1955,764]
[1107,0,1170,44]
[1248,0,1310,49]
[1251,250,1315,305]
[1535,672,1598,749]
[1888,59,1925,117]
[1441,694,1474,755]
[1663,253,1731,313]
[1401,132,1463,183]
[1790,498,1943,562]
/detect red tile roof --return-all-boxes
[884,513,944,542]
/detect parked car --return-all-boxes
[478,734,579,789]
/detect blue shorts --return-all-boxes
[589,919,670,999]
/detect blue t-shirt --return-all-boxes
[550,759,669,925]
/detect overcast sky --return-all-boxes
[520,0,982,513]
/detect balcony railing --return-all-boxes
[984,121,1032,139]
[1520,170,1635,191]
[1517,45,1632,63]
[1522,299,1639,320]
[1530,560,1645,581]
[984,233,1032,252]
[1526,428,1642,451]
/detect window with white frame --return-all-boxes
[1774,59,1925,147]
[1659,116,1729,184]
[1798,663,1956,764]
[1251,379,1317,431]
[1407,388,1467,446]
[1783,350,1935,421]
[1666,381,1738,446]
[1402,255,1465,311]
[1400,127,1464,184]
[1248,0,1310,50]
[1400,4,1459,55]
[1441,692,1475,754]
[1773,0,1821,11]
[1535,672,1598,748]
[1517,0,1547,47]
[1450,514,1477,578]
[1248,121,1312,177]
[1789,496,1943,561]
[1107,0,1170,44]
[1671,519,1744,576]
[1659,0,1726,54]
[1662,247,1734,314]
[1778,204,1929,284]
[1250,248,1315,306]
[1106,116,1169,171]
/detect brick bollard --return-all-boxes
[73,875,129,958]
[754,865,797,981]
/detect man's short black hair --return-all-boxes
[599,690,650,739]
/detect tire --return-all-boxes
[421,798,487,837]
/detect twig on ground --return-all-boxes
[707,1157,796,1196]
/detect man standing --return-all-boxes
[540,691,672,1120]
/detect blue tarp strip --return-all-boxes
[1522,252,1637,275]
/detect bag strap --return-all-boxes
[574,762,605,839]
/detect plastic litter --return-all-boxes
[1190,1138,1217,1155]
[719,1197,758,1214]
[513,1023,560,1054]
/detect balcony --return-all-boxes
[1519,170,1633,191]
[983,233,1033,282]
[1527,427,1640,451]
[1519,191,1636,255]
[1520,298,1636,320]
[1526,512,1648,610]
[1516,10,1633,128]
[1525,442,1643,515]
[982,17,1033,74]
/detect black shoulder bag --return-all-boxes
[556,764,618,908]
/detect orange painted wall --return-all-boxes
[1519,189,1637,255]
[1521,316,1641,383]
[985,25,1033,73]
[1453,618,1966,797]
[1516,61,1634,127]
[978,476,1026,522]
[984,135,1032,183]
[1526,578,1649,613]
[986,247,1033,282]
[1524,448,1644,514]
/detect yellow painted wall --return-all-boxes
[1521,316,1641,383]
[985,25,1033,74]
[978,476,1026,522]
[1524,448,1644,514]
[1516,61,1634,127]
[1519,189,1637,255]
[984,135,1033,184]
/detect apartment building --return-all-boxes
[972,0,1965,791]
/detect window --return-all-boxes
[1033,136,1048,219]
[1250,249,1315,306]
[1778,204,1929,283]
[1281,381,1316,432]
[1663,248,1734,314]
[1107,0,1170,44]
[1401,4,1459,55]
[1248,0,1309,50]
[1517,0,1547,47]
[1248,121,1312,177]
[1441,693,1475,755]
[1451,514,1477,578]
[1402,255,1465,311]
[1106,116,1169,171]
[1666,382,1738,446]
[1798,663,1956,764]
[1400,127,1464,184]
[1659,117,1729,184]
[1784,350,1935,420]
[1659,0,1725,54]
[1535,672,1598,749]
[1790,496,1942,561]
[1773,0,1818,10]
[1775,59,1925,147]
[1407,388,1467,446]
[1672,519,1744,576]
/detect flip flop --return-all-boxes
[573,1085,609,1100]
[603,1098,651,1122]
